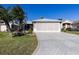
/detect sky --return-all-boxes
[1,4,79,21]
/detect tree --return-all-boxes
[58,18,63,23]
[11,5,25,34]
[40,16,44,19]
[0,5,12,32]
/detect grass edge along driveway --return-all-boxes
[64,31,79,35]
[0,32,38,55]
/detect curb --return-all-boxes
[32,34,40,55]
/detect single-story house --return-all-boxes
[62,20,72,30]
[1,18,79,32]
[32,18,61,32]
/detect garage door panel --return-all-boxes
[33,22,61,32]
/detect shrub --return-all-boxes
[61,28,72,32]
[12,31,25,37]
[28,28,32,34]
[61,28,64,31]
[66,28,72,31]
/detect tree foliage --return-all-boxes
[0,5,26,33]
[0,5,12,31]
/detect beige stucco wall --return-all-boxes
[33,22,61,32]
[0,25,7,32]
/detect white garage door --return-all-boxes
[33,22,61,32]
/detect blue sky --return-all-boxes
[1,4,79,21]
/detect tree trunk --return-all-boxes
[19,20,23,31]
[4,21,11,32]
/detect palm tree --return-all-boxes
[0,5,12,32]
[40,16,44,19]
[11,5,25,33]
[58,18,63,23]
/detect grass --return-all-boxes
[64,31,79,35]
[0,32,38,55]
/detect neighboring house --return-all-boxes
[0,20,14,32]
[0,23,7,32]
[62,20,72,30]
[0,20,7,32]
[0,20,33,32]
[32,18,61,32]
[0,20,27,32]
[61,20,79,31]
[72,20,79,31]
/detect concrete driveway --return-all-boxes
[34,32,79,55]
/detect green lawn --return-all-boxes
[0,32,38,55]
[64,31,79,35]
